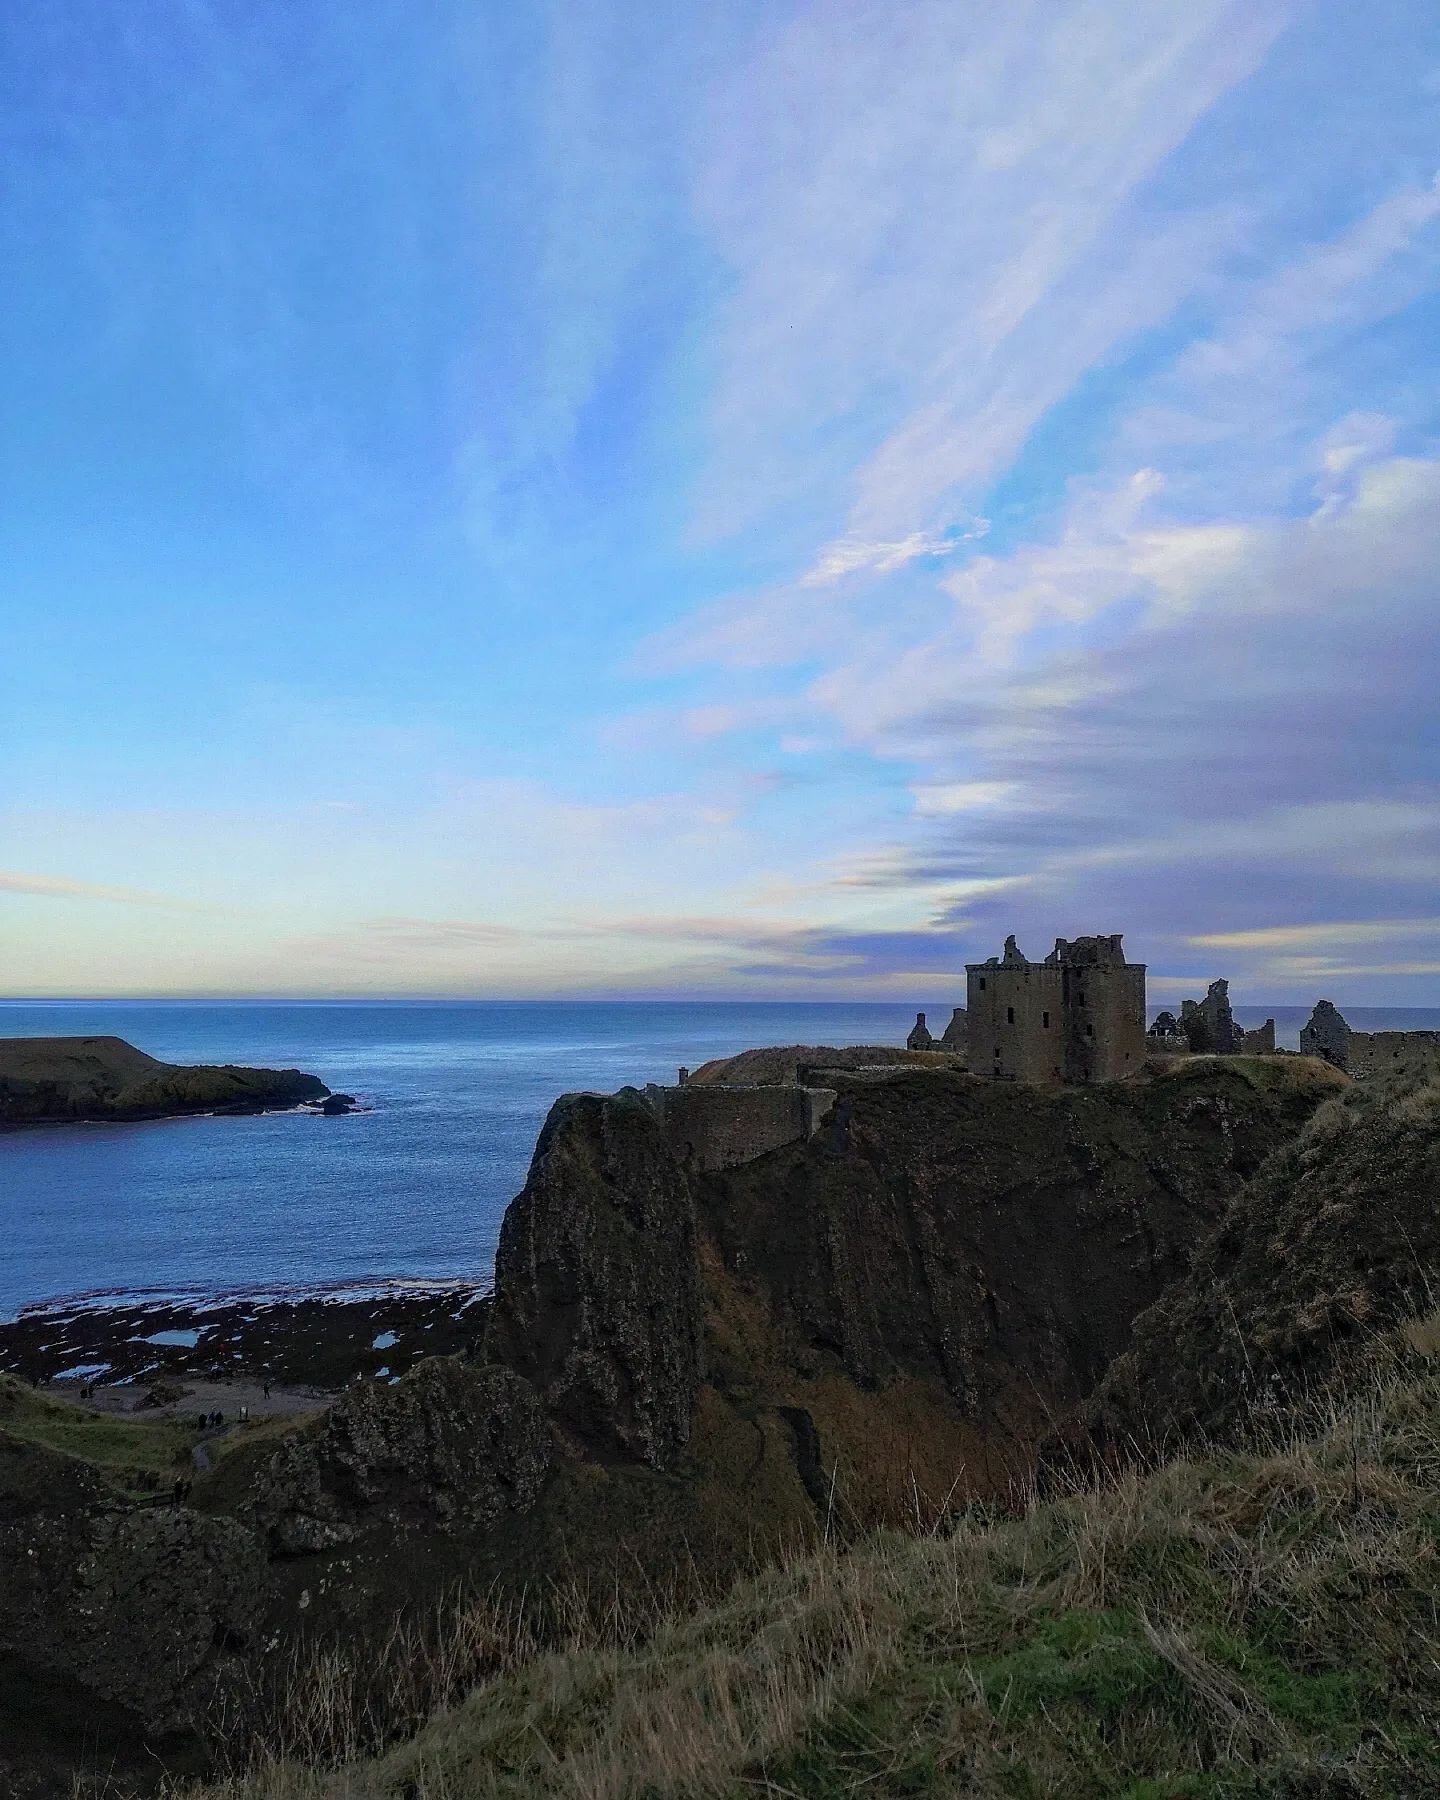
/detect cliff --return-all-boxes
[0,1035,328,1126]
[465,1057,1344,1581]
[1,1054,1365,1793]
[1089,1071,1440,1448]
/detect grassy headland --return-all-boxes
[176,1314,1440,1799]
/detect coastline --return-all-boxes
[0,1278,489,1391]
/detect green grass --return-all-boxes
[165,1317,1440,1800]
[0,1372,194,1491]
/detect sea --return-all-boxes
[3,999,1437,1321]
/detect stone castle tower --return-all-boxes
[965,933,1146,1085]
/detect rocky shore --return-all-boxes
[0,1281,488,1391]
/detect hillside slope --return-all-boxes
[186,1318,1440,1800]
[0,1055,1355,1795]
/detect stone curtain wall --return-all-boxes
[644,1083,837,1171]
[1347,1032,1440,1082]
[1299,1002,1440,1081]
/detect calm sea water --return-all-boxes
[4,999,1437,1320]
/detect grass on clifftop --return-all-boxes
[0,1373,193,1493]
[179,1319,1440,1800]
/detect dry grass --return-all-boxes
[163,1316,1440,1800]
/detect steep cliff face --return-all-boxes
[484,1088,705,1469]
[1090,1075,1440,1447]
[468,1058,1342,1544]
[684,1059,1343,1515]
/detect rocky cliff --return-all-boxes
[0,1035,328,1125]
[0,1421,264,1794]
[1089,1071,1440,1448]
[1,1055,1358,1794]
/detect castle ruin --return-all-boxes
[1300,1000,1440,1080]
[1145,981,1274,1058]
[966,932,1146,1085]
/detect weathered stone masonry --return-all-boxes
[642,1082,837,1171]
[1300,1000,1440,1081]
[966,932,1146,1085]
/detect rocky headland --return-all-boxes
[0,1035,332,1127]
[10,1046,1440,1799]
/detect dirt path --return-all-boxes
[51,1373,331,1421]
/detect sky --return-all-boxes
[3,0,1439,1005]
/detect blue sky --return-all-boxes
[3,0,1440,1003]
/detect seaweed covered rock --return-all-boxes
[485,1088,705,1469]
[247,1358,551,1554]
[1090,1075,1440,1447]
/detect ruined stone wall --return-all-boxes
[1240,1020,1276,1055]
[1181,980,1242,1054]
[1300,1000,1351,1067]
[1346,1032,1440,1083]
[643,1083,836,1171]
[966,960,1065,1084]
[1063,962,1147,1082]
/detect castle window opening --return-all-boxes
[1007,1006,1015,1024]
[1042,1011,1050,1028]
[1087,1023,1095,1037]
[978,977,986,990]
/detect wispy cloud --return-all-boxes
[1190,919,1440,952]
[0,870,202,910]
[691,0,1287,545]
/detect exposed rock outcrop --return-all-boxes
[484,1088,705,1469]
[246,1359,551,1554]
[0,1434,263,1745]
[0,1035,328,1126]
[692,1059,1342,1506]
[1089,1073,1440,1448]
